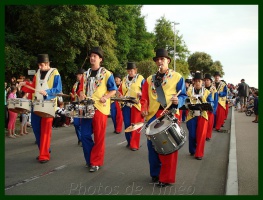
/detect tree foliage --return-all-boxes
[187,51,215,76]
[153,16,190,77]
[5,5,224,94]
[210,61,224,77]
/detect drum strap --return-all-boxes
[152,75,167,108]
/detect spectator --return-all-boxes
[53,101,68,128]
[252,90,258,123]
[5,82,10,130]
[19,91,29,136]
[7,86,18,138]
[237,79,250,112]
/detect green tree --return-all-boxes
[187,52,214,76]
[5,5,118,93]
[136,60,157,79]
[153,16,190,76]
[210,61,224,77]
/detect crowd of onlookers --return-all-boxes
[226,79,258,123]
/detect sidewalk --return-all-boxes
[226,108,258,195]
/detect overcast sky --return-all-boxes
[141,5,258,88]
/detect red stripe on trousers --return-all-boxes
[157,111,180,183]
[206,111,214,139]
[215,104,226,130]
[195,116,208,158]
[39,117,53,160]
[115,102,123,133]
[91,110,108,166]
[129,106,144,149]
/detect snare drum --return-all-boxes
[33,100,56,118]
[145,117,186,155]
[7,99,18,113]
[14,98,32,114]
[65,103,95,118]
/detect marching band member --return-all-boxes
[186,71,213,160]
[203,74,218,141]
[78,47,117,172]
[119,62,145,151]
[20,54,62,163]
[179,78,191,122]
[213,72,227,132]
[110,73,123,134]
[70,68,85,146]
[141,48,187,187]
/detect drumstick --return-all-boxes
[160,90,181,115]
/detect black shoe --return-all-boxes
[152,176,159,183]
[157,182,170,188]
[39,160,49,163]
[36,156,39,160]
[216,129,221,132]
[126,144,130,148]
[206,138,211,141]
[115,132,121,134]
[195,157,202,160]
[190,153,194,156]
[78,141,82,147]
[130,148,138,151]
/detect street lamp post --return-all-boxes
[172,22,180,71]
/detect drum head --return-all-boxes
[146,118,171,135]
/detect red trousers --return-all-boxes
[195,117,208,157]
[8,111,17,130]
[39,118,53,161]
[130,107,144,149]
[157,111,179,183]
[215,104,226,130]
[115,102,123,133]
[206,111,214,139]
[91,111,108,166]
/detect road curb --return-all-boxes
[225,107,238,195]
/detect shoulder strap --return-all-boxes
[152,75,167,108]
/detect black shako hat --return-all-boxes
[37,54,50,63]
[114,73,122,79]
[126,62,137,70]
[185,79,192,84]
[193,71,203,80]
[204,73,213,81]
[89,47,104,59]
[214,71,221,77]
[153,48,171,62]
[75,68,85,75]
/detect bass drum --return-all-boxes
[145,117,186,155]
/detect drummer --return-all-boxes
[185,71,213,160]
[213,71,227,131]
[77,47,117,172]
[20,54,62,163]
[70,68,85,146]
[118,62,145,151]
[110,73,123,134]
[203,74,218,141]
[141,48,187,187]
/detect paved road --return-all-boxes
[4,109,238,195]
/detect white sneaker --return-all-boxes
[89,166,100,172]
